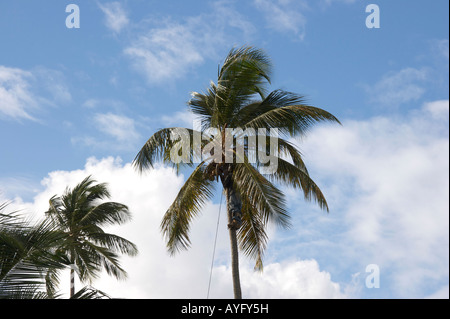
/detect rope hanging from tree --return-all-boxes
[207,192,223,299]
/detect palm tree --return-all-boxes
[0,202,68,299]
[134,46,340,299]
[45,176,138,298]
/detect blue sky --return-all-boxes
[0,0,448,299]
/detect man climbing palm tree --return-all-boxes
[134,46,340,299]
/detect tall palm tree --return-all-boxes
[0,202,68,299]
[134,46,340,299]
[45,176,138,298]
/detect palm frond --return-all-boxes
[233,161,291,229]
[218,46,272,122]
[71,286,110,299]
[242,90,341,136]
[189,84,223,130]
[161,163,215,255]
[237,198,268,272]
[276,137,309,172]
[269,158,329,212]
[218,46,272,89]
[1,204,68,299]
[88,232,138,257]
[80,242,128,281]
[80,202,131,227]
[133,127,208,174]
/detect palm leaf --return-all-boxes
[88,232,138,257]
[80,202,132,227]
[161,163,215,255]
[1,205,68,299]
[71,285,110,299]
[237,198,268,271]
[269,158,329,211]
[133,127,208,173]
[242,90,341,136]
[232,161,291,228]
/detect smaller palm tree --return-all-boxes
[45,176,138,298]
[0,202,68,299]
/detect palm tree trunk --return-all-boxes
[225,185,243,299]
[70,268,75,298]
[228,224,242,299]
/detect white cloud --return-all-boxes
[434,39,449,60]
[364,67,429,108]
[295,100,449,297]
[0,66,71,122]
[33,67,72,105]
[253,0,307,40]
[124,2,255,84]
[424,99,449,119]
[74,113,141,152]
[0,176,41,203]
[236,260,344,298]
[81,99,100,109]
[124,23,205,84]
[98,1,129,33]
[71,112,141,151]
[213,0,256,37]
[161,110,200,130]
[81,98,125,110]
[94,112,140,142]
[0,66,37,121]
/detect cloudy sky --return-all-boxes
[0,0,448,299]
